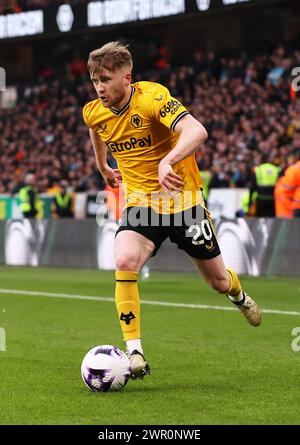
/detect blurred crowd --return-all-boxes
[0,42,300,195]
[0,0,82,14]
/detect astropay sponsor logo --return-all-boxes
[105,135,151,152]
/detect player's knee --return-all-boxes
[209,276,229,294]
[115,253,140,272]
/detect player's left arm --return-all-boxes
[158,114,208,193]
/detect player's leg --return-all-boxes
[115,229,154,378]
[191,254,236,294]
[192,254,261,326]
[168,204,261,326]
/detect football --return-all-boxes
[81,345,131,392]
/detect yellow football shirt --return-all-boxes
[83,81,204,213]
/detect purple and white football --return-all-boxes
[81,345,131,392]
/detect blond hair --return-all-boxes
[87,41,133,75]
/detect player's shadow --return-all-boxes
[124,382,229,393]
[78,380,231,395]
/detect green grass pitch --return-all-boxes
[0,266,299,425]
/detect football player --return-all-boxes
[83,42,262,379]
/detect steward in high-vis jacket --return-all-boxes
[54,181,73,218]
[249,157,280,217]
[19,173,38,218]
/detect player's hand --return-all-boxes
[158,161,184,194]
[101,166,122,188]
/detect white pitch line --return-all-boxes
[0,289,299,317]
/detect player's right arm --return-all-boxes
[148,83,207,193]
[89,128,122,188]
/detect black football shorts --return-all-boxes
[116,205,221,260]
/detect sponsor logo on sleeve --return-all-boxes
[159,99,183,118]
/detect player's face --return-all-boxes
[91,67,131,109]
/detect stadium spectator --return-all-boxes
[18,173,38,218]
[0,1,83,13]
[53,180,73,218]
[1,41,300,211]
[274,173,293,218]
[278,149,300,217]
[249,154,281,217]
